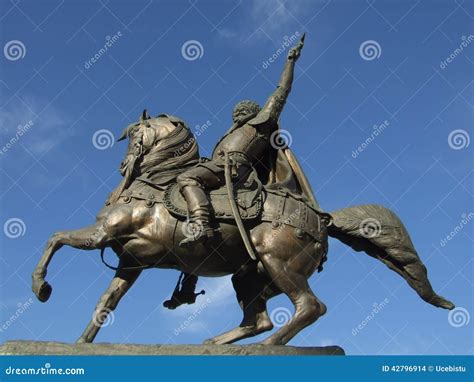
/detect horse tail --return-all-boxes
[327,204,455,310]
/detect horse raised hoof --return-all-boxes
[32,279,52,302]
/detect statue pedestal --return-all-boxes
[0,341,344,355]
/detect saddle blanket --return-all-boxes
[163,181,263,220]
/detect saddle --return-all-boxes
[163,179,263,220]
[118,177,328,246]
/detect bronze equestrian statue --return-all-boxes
[31,35,454,346]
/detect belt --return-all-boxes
[215,150,251,166]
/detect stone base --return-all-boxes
[0,341,345,356]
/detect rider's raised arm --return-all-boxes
[256,34,305,124]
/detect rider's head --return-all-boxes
[232,100,260,124]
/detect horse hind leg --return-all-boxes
[32,221,111,302]
[261,264,326,346]
[204,265,274,345]
[262,271,326,345]
[255,227,327,345]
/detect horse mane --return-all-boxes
[138,122,199,177]
[106,116,199,205]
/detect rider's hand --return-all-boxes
[288,33,306,61]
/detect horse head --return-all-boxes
[117,110,199,176]
[105,110,199,206]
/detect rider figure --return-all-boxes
[177,34,305,246]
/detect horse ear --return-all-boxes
[117,127,129,141]
[140,109,150,121]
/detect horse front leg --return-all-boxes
[77,268,142,343]
[32,222,109,302]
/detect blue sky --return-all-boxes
[0,0,472,355]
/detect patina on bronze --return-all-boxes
[31,35,454,347]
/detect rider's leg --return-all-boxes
[177,165,224,245]
[180,185,212,230]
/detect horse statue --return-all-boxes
[31,111,454,346]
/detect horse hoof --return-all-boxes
[33,280,52,302]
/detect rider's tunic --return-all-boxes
[177,116,277,190]
[176,83,289,191]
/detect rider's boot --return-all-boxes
[179,185,215,247]
[163,273,205,309]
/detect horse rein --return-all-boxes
[100,248,157,271]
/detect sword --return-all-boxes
[224,153,258,261]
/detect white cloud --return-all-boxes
[217,0,310,44]
[0,95,69,156]
[248,0,309,40]
[217,28,238,39]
